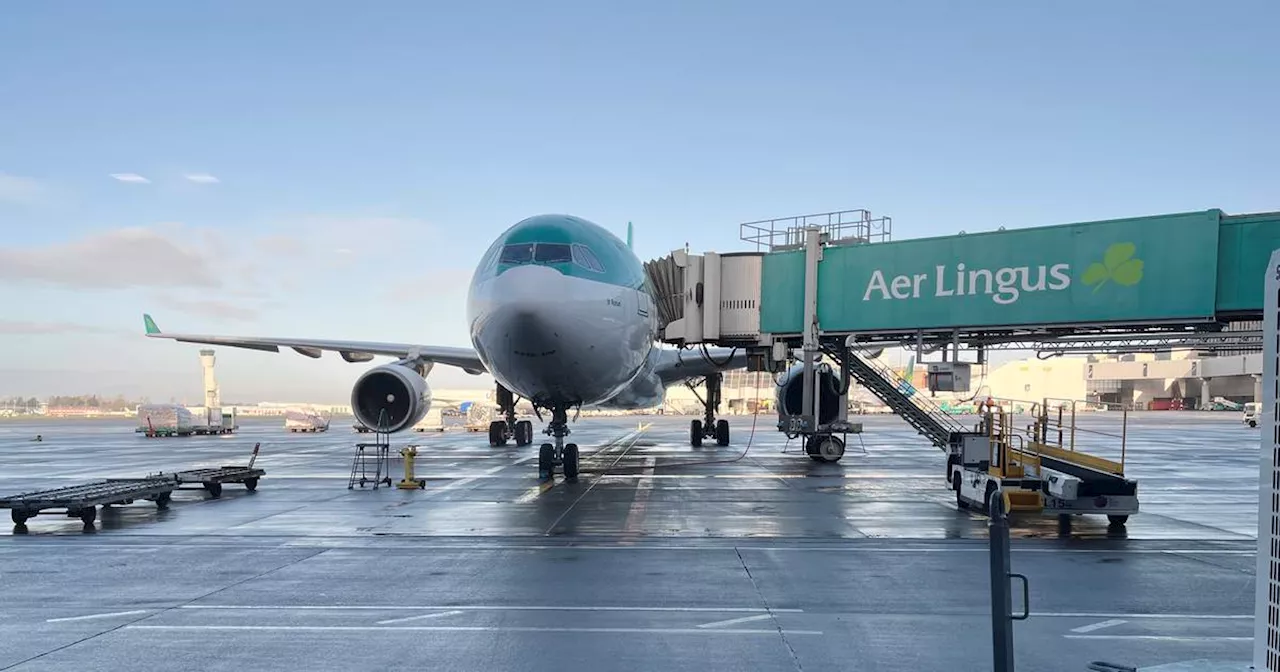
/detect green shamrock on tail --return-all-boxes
[1083,242,1144,293]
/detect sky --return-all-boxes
[1,1,1277,403]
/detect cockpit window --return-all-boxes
[499,243,534,264]
[572,244,604,272]
[533,243,573,264]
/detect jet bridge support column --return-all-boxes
[799,226,823,433]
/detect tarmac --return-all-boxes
[0,411,1260,671]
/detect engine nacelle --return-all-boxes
[775,363,844,426]
[351,364,432,433]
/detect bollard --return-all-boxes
[397,446,426,490]
[990,492,1029,672]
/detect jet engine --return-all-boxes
[350,364,432,433]
[775,362,844,426]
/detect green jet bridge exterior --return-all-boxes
[643,206,1280,462]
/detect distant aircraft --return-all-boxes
[144,215,747,480]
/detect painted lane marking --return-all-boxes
[513,480,556,504]
[183,605,804,613]
[127,625,824,636]
[1037,613,1250,620]
[1070,619,1127,633]
[696,614,773,629]
[622,456,657,535]
[47,610,150,623]
[376,610,464,625]
[1064,635,1251,642]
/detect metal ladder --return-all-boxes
[842,351,967,450]
[348,415,392,489]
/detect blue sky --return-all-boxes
[1,1,1276,402]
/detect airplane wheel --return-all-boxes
[538,443,555,480]
[690,420,703,448]
[489,421,508,447]
[715,419,730,446]
[515,420,533,446]
[953,472,968,509]
[563,444,580,481]
[813,436,845,463]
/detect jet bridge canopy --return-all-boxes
[758,208,1280,340]
[646,208,1280,352]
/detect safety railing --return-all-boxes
[858,353,967,433]
[1028,397,1128,474]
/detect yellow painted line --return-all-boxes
[513,423,654,504]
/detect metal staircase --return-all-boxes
[841,351,968,450]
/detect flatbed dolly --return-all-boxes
[1,476,179,527]
[170,466,265,498]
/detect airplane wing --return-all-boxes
[142,314,488,375]
[653,346,749,386]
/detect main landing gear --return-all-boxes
[687,372,730,448]
[537,406,579,482]
[488,384,534,447]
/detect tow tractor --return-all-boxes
[948,399,1139,526]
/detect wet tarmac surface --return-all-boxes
[0,411,1261,671]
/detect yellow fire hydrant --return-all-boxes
[397,445,426,490]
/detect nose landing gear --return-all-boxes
[687,372,730,448]
[537,406,579,482]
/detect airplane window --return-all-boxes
[499,243,534,264]
[533,243,573,264]
[572,244,604,272]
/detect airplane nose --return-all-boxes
[503,308,561,357]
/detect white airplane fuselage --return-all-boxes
[465,215,662,411]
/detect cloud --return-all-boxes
[0,173,47,205]
[152,293,259,321]
[184,173,220,184]
[110,173,150,184]
[0,225,222,289]
[0,320,131,337]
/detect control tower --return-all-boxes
[199,349,220,409]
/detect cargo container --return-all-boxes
[285,408,331,433]
[136,404,194,437]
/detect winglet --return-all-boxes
[143,313,161,335]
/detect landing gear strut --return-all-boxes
[687,372,730,448]
[488,384,533,447]
[537,406,579,482]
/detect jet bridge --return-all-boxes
[645,206,1280,520]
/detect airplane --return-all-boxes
[143,214,748,481]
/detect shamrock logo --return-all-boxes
[1083,242,1143,293]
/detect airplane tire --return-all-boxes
[538,443,555,481]
[489,421,507,447]
[516,421,533,446]
[715,420,730,446]
[563,444,580,481]
[690,420,703,448]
